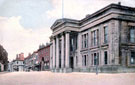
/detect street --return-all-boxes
[0,71,135,85]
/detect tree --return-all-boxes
[0,44,8,71]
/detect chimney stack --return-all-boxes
[118,2,121,5]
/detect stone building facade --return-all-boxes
[50,3,135,73]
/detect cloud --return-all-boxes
[46,0,135,20]
[0,0,52,29]
[0,16,52,61]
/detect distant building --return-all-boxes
[24,51,39,71]
[24,53,31,71]
[50,3,135,73]
[9,53,24,72]
[37,43,50,71]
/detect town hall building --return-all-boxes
[50,3,135,73]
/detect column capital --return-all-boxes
[59,32,65,36]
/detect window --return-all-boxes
[97,29,99,45]
[71,38,74,51]
[70,36,78,51]
[94,53,99,65]
[76,56,78,66]
[82,35,83,48]
[91,29,99,46]
[104,26,108,43]
[82,55,87,66]
[104,51,108,65]
[91,54,94,65]
[84,34,87,48]
[84,55,87,66]
[129,26,135,43]
[130,52,135,64]
[82,33,88,48]
[93,31,96,46]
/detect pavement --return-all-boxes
[0,71,135,85]
[0,71,9,74]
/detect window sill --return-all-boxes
[90,46,100,49]
[80,48,89,51]
[101,44,109,47]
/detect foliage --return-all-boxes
[0,45,8,64]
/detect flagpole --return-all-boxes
[62,0,64,19]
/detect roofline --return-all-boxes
[81,3,135,23]
[14,60,24,61]
[51,3,135,29]
[37,44,51,51]
[51,18,80,30]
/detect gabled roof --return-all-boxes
[51,18,79,30]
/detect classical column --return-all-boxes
[65,32,70,68]
[78,33,82,68]
[56,36,59,69]
[50,43,53,69]
[52,39,56,68]
[61,34,64,68]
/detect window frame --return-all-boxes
[82,54,87,67]
[129,26,135,43]
[130,51,135,64]
[82,33,88,49]
[104,51,108,65]
[91,29,99,47]
[104,26,108,44]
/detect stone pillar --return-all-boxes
[61,34,64,68]
[78,33,82,68]
[50,43,53,69]
[74,56,76,68]
[65,32,70,68]
[52,39,56,69]
[56,36,59,69]
[121,49,127,66]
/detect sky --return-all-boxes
[0,0,135,61]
